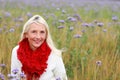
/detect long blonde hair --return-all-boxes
[20,15,61,54]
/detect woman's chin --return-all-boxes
[34,45,40,48]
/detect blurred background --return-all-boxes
[0,0,120,80]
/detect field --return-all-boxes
[0,0,120,80]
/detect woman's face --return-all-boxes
[25,22,47,50]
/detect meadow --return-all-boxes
[0,0,120,80]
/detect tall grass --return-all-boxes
[0,1,120,80]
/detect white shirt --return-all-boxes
[11,46,68,80]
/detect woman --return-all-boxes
[11,15,68,80]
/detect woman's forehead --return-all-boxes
[28,22,46,30]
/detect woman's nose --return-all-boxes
[36,33,41,39]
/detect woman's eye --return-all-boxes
[31,30,36,33]
[41,31,45,33]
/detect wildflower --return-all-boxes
[94,20,98,24]
[97,22,104,27]
[27,12,33,18]
[7,74,16,79]
[14,17,24,22]
[112,16,118,22]
[9,28,15,32]
[96,60,102,66]
[73,14,82,22]
[0,73,5,80]
[0,64,6,68]
[81,23,89,27]
[58,20,65,23]
[57,26,65,29]
[67,17,77,22]
[56,77,61,80]
[81,29,86,33]
[73,34,82,38]
[15,23,20,27]
[62,10,66,14]
[69,26,74,31]
[103,29,107,32]
[20,72,26,78]
[88,23,94,27]
[12,68,19,74]
[18,17,24,22]
[4,12,11,17]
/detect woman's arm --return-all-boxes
[11,46,22,74]
[53,53,68,80]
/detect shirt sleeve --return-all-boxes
[53,53,68,80]
[11,46,22,74]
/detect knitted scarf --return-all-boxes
[17,38,51,80]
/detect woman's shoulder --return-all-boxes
[48,50,63,65]
[51,49,62,57]
[12,45,19,52]
[49,49,64,62]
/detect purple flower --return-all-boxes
[18,17,24,22]
[20,72,26,78]
[0,64,6,68]
[103,29,107,32]
[88,23,94,27]
[81,29,86,33]
[81,23,89,27]
[96,60,102,66]
[94,20,98,24]
[57,26,65,29]
[58,20,65,23]
[0,73,5,80]
[15,23,20,28]
[56,77,61,80]
[81,23,94,27]
[12,68,19,74]
[73,34,82,38]
[70,18,77,22]
[14,17,24,22]
[27,12,33,18]
[67,17,77,22]
[4,12,11,17]
[73,14,82,22]
[7,74,16,79]
[62,9,66,14]
[112,16,118,22]
[97,22,104,27]
[9,28,15,32]
[69,26,74,31]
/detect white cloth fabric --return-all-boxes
[11,46,68,80]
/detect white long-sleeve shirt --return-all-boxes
[11,46,68,80]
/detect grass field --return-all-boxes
[0,0,120,80]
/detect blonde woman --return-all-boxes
[11,15,68,80]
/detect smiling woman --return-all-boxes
[25,23,47,51]
[11,15,68,80]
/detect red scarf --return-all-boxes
[17,38,51,80]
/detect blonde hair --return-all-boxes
[20,15,61,54]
